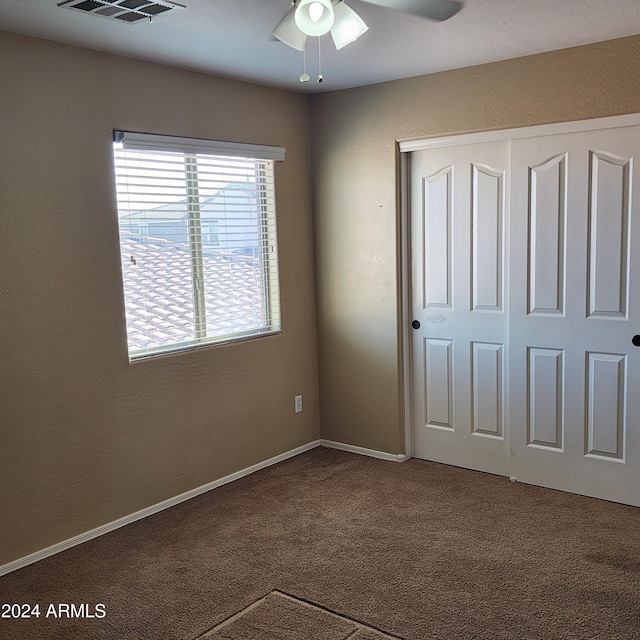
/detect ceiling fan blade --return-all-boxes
[359,0,463,22]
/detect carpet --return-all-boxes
[200,590,400,639]
[1,448,639,640]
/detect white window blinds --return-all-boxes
[112,131,284,360]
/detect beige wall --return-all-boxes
[3,28,640,569]
[0,31,319,566]
[310,35,640,454]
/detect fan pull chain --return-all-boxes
[299,43,310,83]
[317,37,323,83]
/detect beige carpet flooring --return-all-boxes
[0,447,639,639]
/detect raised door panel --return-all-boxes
[527,347,564,451]
[585,352,627,461]
[587,151,631,319]
[424,338,454,430]
[471,342,504,438]
[528,153,566,315]
[422,167,453,309]
[472,164,504,312]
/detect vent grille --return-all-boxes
[58,0,185,23]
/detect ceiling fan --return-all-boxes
[273,0,464,52]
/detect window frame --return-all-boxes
[112,130,285,361]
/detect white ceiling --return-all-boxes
[1,0,640,93]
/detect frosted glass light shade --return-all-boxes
[331,1,368,49]
[272,4,308,51]
[295,0,335,37]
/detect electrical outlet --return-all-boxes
[294,395,303,414]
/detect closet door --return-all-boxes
[410,141,510,476]
[509,126,640,506]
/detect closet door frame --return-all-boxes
[399,112,640,470]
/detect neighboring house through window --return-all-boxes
[112,131,285,360]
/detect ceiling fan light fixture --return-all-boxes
[272,4,308,51]
[295,0,335,37]
[331,1,368,50]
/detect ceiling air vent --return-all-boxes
[57,0,185,24]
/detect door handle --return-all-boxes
[412,320,420,330]
[633,335,640,347]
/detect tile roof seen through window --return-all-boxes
[120,232,264,353]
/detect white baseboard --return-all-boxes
[0,440,322,578]
[320,439,410,463]
[0,438,409,577]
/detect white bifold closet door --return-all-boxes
[410,141,511,477]
[509,126,640,506]
[410,123,640,507]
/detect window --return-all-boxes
[112,131,285,360]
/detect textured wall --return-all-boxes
[3,28,640,570]
[311,35,640,454]
[0,31,319,566]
